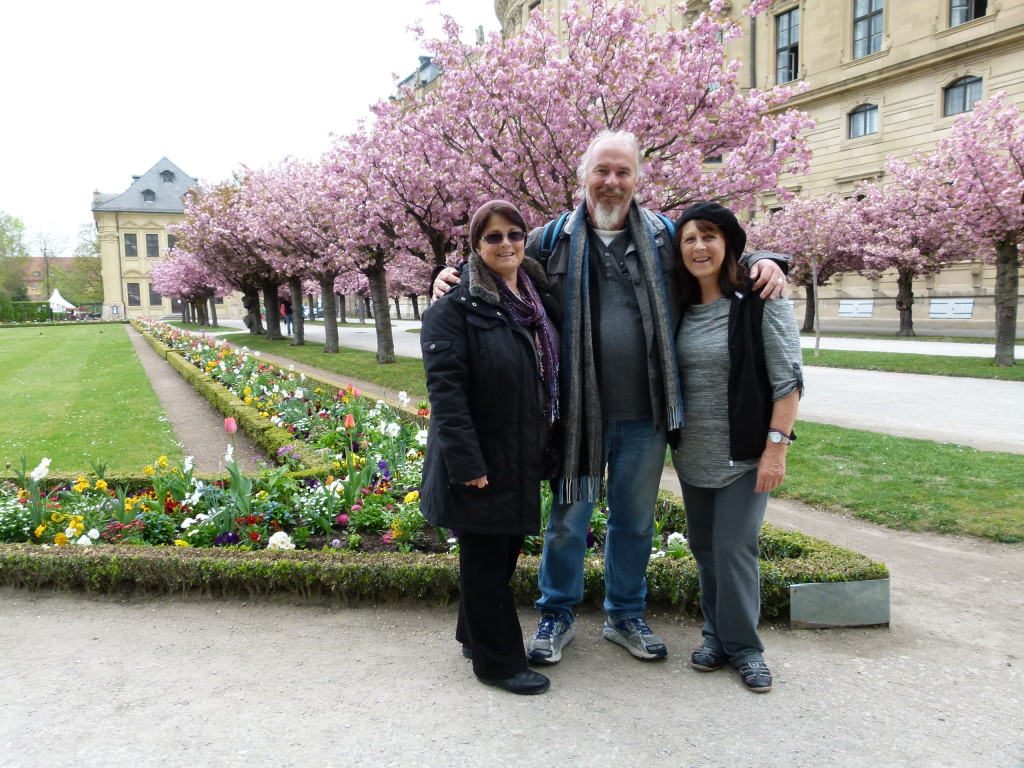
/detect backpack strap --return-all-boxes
[540,211,571,258]
[655,213,675,240]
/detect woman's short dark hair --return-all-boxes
[469,200,528,248]
[673,218,748,306]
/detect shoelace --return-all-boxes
[536,618,559,639]
[740,662,770,680]
[623,617,654,636]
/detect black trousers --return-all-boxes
[455,532,528,680]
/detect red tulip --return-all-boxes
[344,414,356,429]
[224,417,238,434]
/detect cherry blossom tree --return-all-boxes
[748,196,863,348]
[402,0,814,223]
[853,171,971,337]
[888,92,1023,365]
[150,249,232,326]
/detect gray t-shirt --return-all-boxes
[594,228,653,420]
[672,294,803,488]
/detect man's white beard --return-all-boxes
[591,197,630,230]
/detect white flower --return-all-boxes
[76,535,93,546]
[29,458,51,482]
[267,531,295,550]
[416,429,429,446]
[667,532,687,546]
[224,444,234,463]
[384,422,401,438]
[398,391,410,407]
[87,529,100,540]
[181,517,197,529]
[650,550,666,559]
[294,387,305,400]
[64,526,77,538]
[183,456,194,473]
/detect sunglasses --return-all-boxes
[481,230,526,245]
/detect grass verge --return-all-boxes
[780,422,1024,543]
[0,325,181,471]
[803,349,1023,381]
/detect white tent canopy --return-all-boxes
[48,289,75,312]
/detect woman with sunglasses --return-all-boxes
[420,200,561,695]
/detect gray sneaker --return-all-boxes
[602,617,668,660]
[527,614,574,664]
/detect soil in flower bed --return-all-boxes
[306,527,451,555]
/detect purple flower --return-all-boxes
[585,528,596,548]
[213,531,241,547]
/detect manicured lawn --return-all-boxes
[0,325,181,472]
[780,422,1024,543]
[803,349,1023,381]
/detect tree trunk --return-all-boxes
[196,299,208,326]
[319,277,339,353]
[337,293,347,324]
[801,284,815,333]
[812,261,821,357]
[261,278,282,340]
[895,267,916,337]
[365,264,395,364]
[409,294,420,320]
[993,237,1019,367]
[242,288,263,335]
[357,295,366,324]
[289,277,305,346]
[208,295,219,328]
[393,296,402,319]
[306,294,316,324]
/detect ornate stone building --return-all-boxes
[92,158,244,322]
[493,0,1024,333]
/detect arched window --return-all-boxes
[160,170,175,183]
[944,76,982,116]
[142,189,156,203]
[848,104,879,138]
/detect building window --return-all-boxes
[944,76,982,116]
[215,296,224,305]
[853,0,883,59]
[160,170,176,183]
[775,8,799,84]
[167,234,177,251]
[146,233,160,258]
[124,233,138,257]
[149,285,163,306]
[127,283,141,307]
[142,189,156,203]
[848,104,879,137]
[951,0,987,26]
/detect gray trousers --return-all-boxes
[680,469,768,666]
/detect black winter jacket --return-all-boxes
[419,256,560,536]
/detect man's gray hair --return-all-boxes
[577,130,645,185]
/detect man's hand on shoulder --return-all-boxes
[432,267,461,299]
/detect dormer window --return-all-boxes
[160,170,175,183]
[142,189,156,203]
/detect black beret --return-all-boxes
[675,202,746,257]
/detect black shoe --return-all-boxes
[690,644,725,672]
[738,661,773,692]
[478,669,550,695]
[461,644,473,660]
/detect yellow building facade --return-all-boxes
[92,158,245,322]
[494,0,1024,333]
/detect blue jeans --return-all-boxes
[536,418,666,622]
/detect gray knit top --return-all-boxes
[671,295,803,488]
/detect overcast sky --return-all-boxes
[0,0,498,253]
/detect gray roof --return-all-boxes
[92,157,198,213]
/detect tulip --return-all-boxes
[344,414,356,429]
[224,417,238,434]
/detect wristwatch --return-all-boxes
[767,429,795,445]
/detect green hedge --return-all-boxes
[0,494,888,620]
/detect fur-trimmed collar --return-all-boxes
[465,253,549,306]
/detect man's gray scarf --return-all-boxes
[559,200,684,503]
